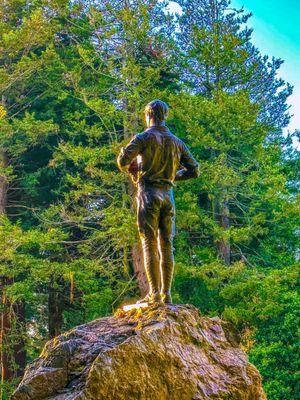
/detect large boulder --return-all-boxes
[13,304,266,400]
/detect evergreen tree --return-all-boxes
[177,0,292,134]
[0,0,177,395]
[0,0,298,399]
[169,2,299,398]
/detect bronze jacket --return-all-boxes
[117,125,199,187]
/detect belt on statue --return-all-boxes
[138,180,173,190]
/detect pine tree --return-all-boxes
[0,0,61,390]
[173,0,293,265]
[168,2,299,397]
[177,0,292,133]
[0,1,298,398]
[0,3,177,395]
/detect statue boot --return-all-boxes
[136,236,162,305]
[136,291,161,305]
[161,291,172,304]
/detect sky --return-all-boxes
[232,0,300,139]
[167,0,300,145]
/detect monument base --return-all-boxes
[13,305,266,400]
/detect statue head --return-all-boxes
[144,99,169,128]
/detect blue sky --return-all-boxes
[232,0,300,139]
[167,1,300,142]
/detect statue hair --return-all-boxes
[144,99,169,122]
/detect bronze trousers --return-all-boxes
[136,182,175,295]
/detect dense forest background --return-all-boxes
[0,0,299,398]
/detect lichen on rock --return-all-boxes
[12,304,266,400]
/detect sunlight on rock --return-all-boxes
[13,305,266,400]
[122,302,148,311]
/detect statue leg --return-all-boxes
[137,188,161,304]
[159,190,175,304]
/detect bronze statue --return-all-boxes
[117,100,199,305]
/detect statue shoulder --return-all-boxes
[168,132,185,148]
[136,130,153,141]
[130,132,146,142]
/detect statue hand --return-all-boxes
[127,160,139,183]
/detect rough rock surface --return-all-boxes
[13,304,266,400]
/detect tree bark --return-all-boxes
[213,192,231,265]
[48,279,64,338]
[218,198,231,265]
[1,277,14,385]
[131,242,148,297]
[1,284,27,386]
[13,300,26,378]
[0,150,8,215]
[0,101,26,395]
[0,150,16,390]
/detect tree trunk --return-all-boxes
[131,242,148,297]
[1,277,14,385]
[0,102,26,394]
[0,285,27,390]
[13,300,26,378]
[212,192,231,265]
[48,279,64,338]
[0,150,8,215]
[218,198,231,265]
[0,150,16,390]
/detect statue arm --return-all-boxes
[175,142,199,181]
[117,135,143,173]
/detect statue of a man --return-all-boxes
[117,100,199,305]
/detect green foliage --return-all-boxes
[0,0,299,399]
